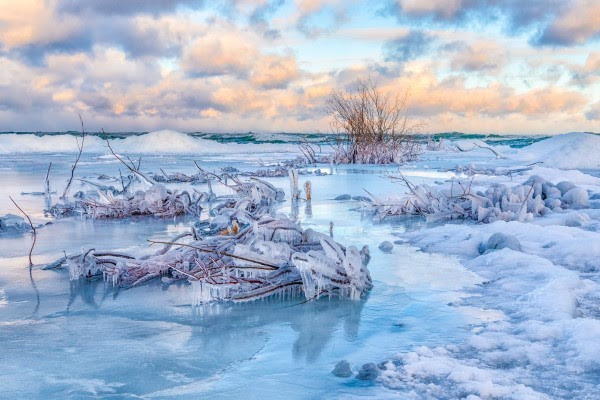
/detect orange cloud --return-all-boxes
[182,31,257,76]
[0,0,81,48]
[251,55,299,88]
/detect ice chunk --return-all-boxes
[483,233,522,253]
[378,241,394,253]
[356,363,380,380]
[334,194,351,200]
[0,214,29,232]
[556,181,576,196]
[332,360,353,377]
[562,187,589,208]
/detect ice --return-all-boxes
[1,132,599,399]
[0,213,30,233]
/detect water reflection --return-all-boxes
[64,279,366,364]
[304,201,312,218]
[189,295,366,364]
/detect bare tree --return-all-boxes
[326,77,421,164]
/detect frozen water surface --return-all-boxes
[1,132,599,399]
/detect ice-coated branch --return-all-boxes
[103,129,154,186]
[44,162,52,196]
[9,196,36,266]
[53,178,373,304]
[61,114,86,199]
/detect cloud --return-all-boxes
[181,30,257,77]
[0,0,597,134]
[585,102,600,121]
[57,0,205,16]
[384,30,435,62]
[449,41,505,71]
[0,0,83,49]
[391,0,467,21]
[387,0,600,46]
[534,0,600,46]
[292,0,351,37]
[251,55,299,88]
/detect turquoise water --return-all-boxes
[0,130,550,148]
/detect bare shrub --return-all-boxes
[326,77,421,164]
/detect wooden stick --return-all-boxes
[61,114,86,199]
[44,162,52,195]
[9,196,36,266]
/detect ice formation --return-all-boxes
[50,178,372,304]
[366,175,590,223]
[0,214,32,233]
[82,184,202,219]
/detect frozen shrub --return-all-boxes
[325,77,421,164]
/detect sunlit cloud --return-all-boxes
[0,0,597,133]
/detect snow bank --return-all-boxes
[516,132,600,169]
[0,130,296,155]
[372,219,600,398]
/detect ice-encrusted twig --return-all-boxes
[9,196,36,266]
[44,162,52,196]
[103,129,153,186]
[454,141,505,159]
[61,114,86,199]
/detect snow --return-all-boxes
[515,132,600,169]
[0,130,296,155]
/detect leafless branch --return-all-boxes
[103,129,154,185]
[9,196,36,266]
[61,114,86,199]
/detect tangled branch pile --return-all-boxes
[49,179,373,304]
[47,183,202,219]
[366,175,589,223]
[84,184,202,218]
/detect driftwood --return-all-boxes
[152,169,208,183]
[103,130,154,186]
[454,141,504,159]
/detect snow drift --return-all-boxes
[516,132,600,169]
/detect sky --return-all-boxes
[0,0,599,134]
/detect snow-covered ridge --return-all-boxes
[516,132,600,169]
[0,130,296,155]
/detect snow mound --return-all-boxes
[516,133,600,169]
[0,130,295,155]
